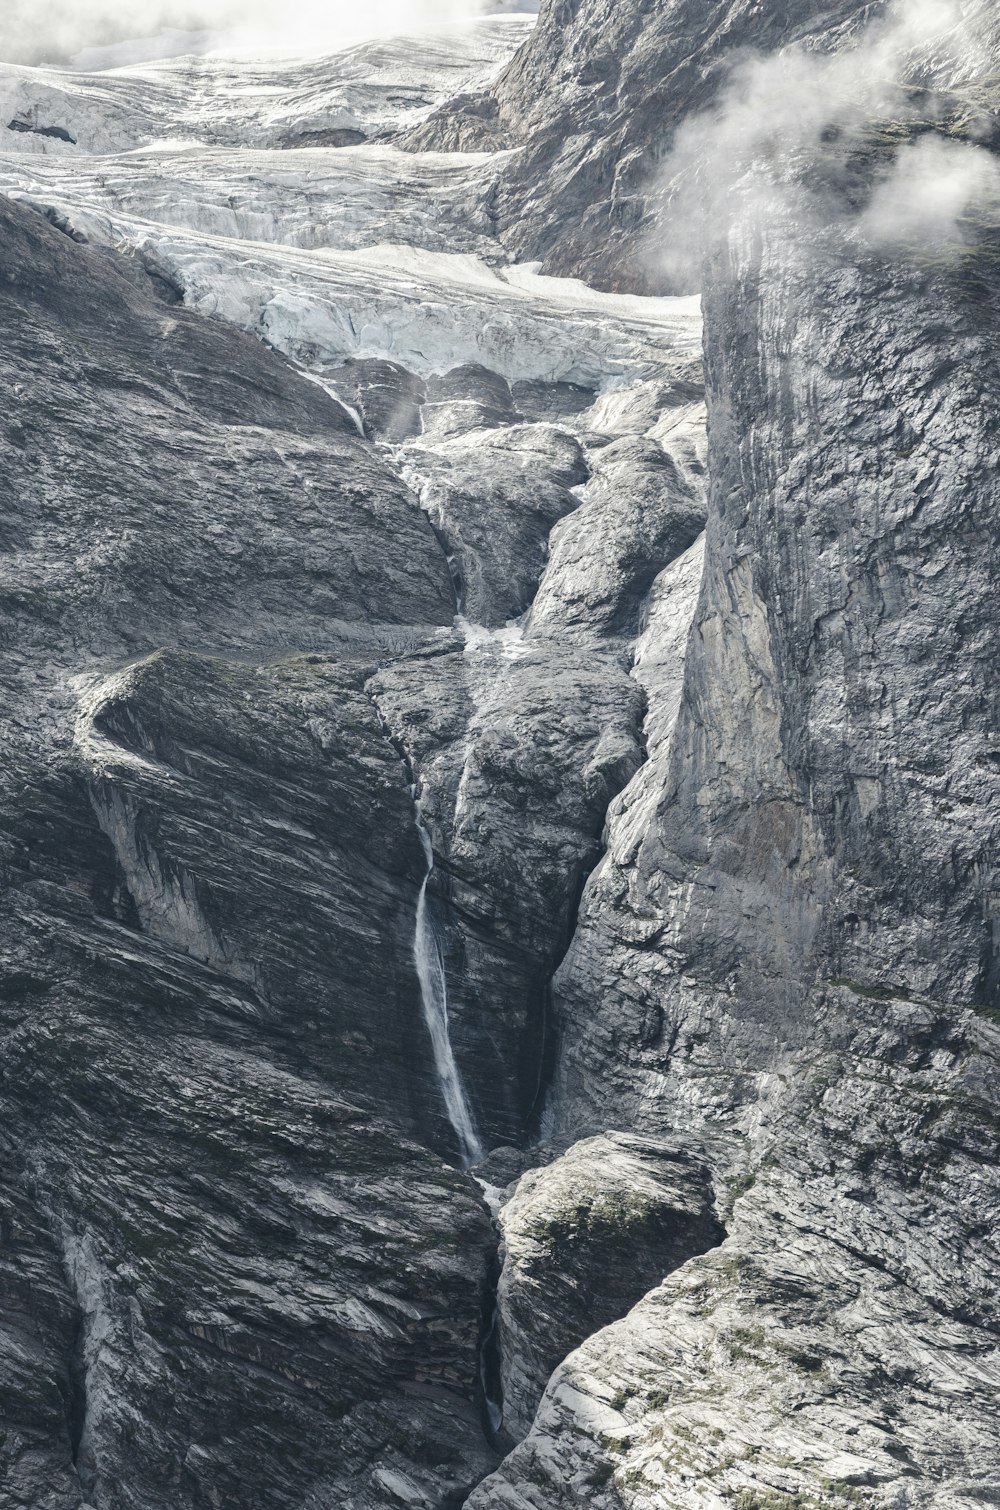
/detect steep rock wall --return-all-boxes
[476,154,1000,1510]
[409,0,886,288]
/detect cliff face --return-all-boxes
[475,156,1000,1510]
[409,0,884,289]
[0,90,703,1503]
[2,3,1000,1508]
[0,196,502,1509]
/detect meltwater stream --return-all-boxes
[413,818,484,1168]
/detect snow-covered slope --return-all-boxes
[0,17,699,388]
[0,19,537,151]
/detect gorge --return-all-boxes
[0,2,997,1508]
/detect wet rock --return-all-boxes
[528,429,706,638]
[329,358,427,442]
[414,423,588,625]
[369,631,647,1148]
[420,363,520,443]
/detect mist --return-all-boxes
[0,0,537,68]
[656,0,1000,281]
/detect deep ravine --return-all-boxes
[2,3,997,1509]
[413,810,485,1168]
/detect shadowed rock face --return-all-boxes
[369,632,648,1146]
[4,2,1000,1506]
[0,186,707,1507]
[0,197,500,1510]
[0,199,454,650]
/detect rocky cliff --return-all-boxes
[0,2,998,1509]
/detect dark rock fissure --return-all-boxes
[424,511,466,617]
[8,118,77,143]
[66,1305,90,1492]
[521,891,588,1143]
[476,1242,507,1451]
[42,206,88,244]
[523,977,557,1141]
[279,127,367,149]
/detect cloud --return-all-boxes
[654,0,999,283]
[0,0,536,67]
[860,132,1000,248]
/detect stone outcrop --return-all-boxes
[0,195,498,1509]
[366,364,707,1150]
[3,2,1000,1506]
[493,1132,724,1441]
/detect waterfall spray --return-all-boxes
[413,820,484,1168]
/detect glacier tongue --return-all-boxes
[0,171,700,388]
[0,16,699,392]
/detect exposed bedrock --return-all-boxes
[554,205,1000,1139]
[410,0,1000,292]
[369,631,646,1147]
[0,196,502,1509]
[413,421,589,626]
[0,200,454,654]
[493,1132,725,1442]
[406,0,870,286]
[9,1,1000,1502]
[476,174,1000,1506]
[367,373,708,1148]
[527,425,705,638]
[76,650,454,1139]
[0,183,714,1506]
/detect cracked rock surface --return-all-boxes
[1,2,1000,1508]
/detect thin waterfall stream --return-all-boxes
[413,814,484,1168]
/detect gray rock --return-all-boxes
[528,427,706,639]
[327,358,428,442]
[412,423,588,625]
[0,195,496,1509]
[420,363,522,443]
[368,630,647,1148]
[493,1132,724,1441]
[7,3,1000,1505]
[478,106,1000,1510]
[412,0,999,293]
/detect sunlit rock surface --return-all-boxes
[492,1132,724,1441]
[1,2,999,1508]
[474,135,1000,1510]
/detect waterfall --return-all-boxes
[413,821,484,1168]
